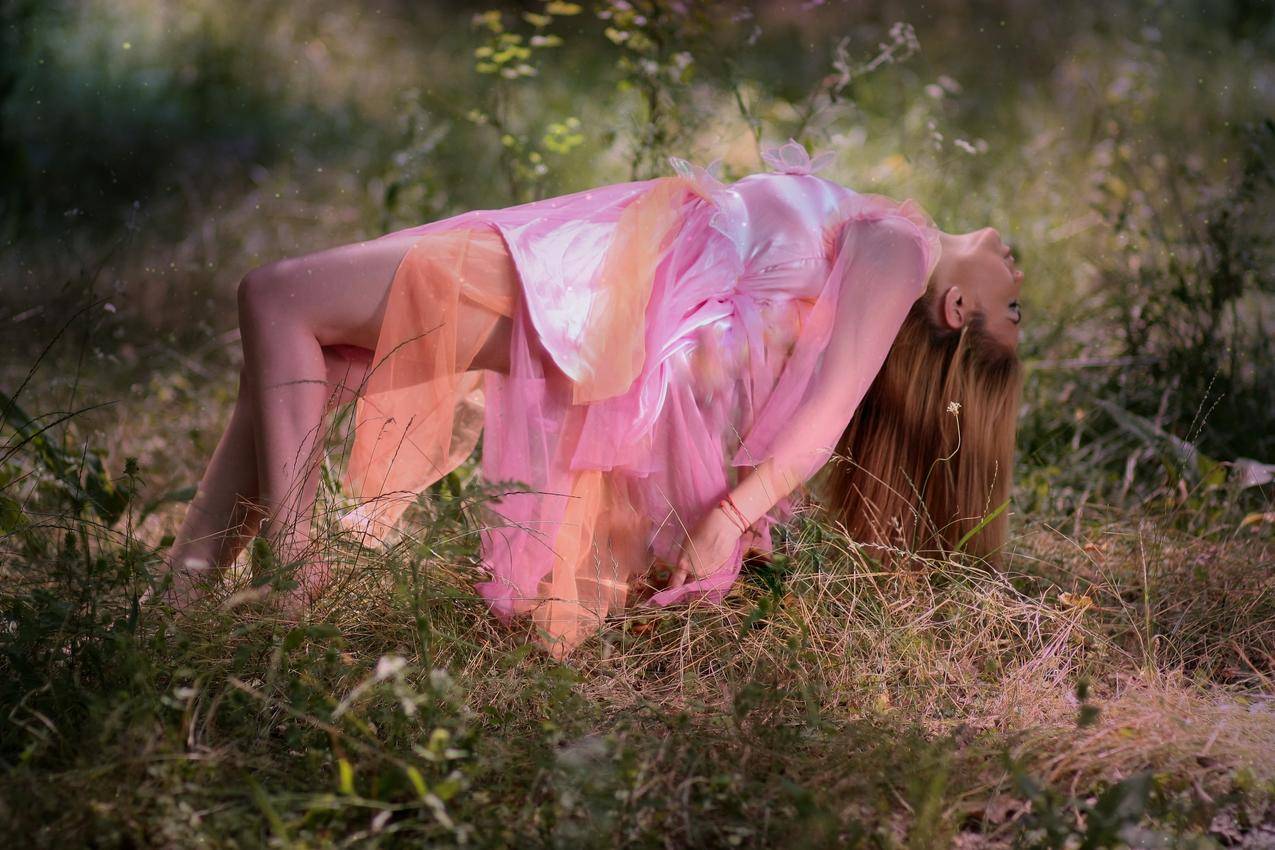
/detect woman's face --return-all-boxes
[930,227,1024,350]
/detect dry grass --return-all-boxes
[2,1,1273,843]
[142,472,1275,839]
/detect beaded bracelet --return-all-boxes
[718,493,751,534]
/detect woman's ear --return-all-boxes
[940,285,966,330]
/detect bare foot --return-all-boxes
[276,559,338,620]
[145,555,221,613]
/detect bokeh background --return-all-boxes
[1,1,1273,846]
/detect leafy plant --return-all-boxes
[466,2,587,201]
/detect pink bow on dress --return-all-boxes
[760,137,836,175]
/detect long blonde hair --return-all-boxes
[815,285,1024,566]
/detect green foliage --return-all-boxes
[1010,768,1156,850]
[1014,81,1275,525]
[2,390,133,526]
[1090,115,1275,468]
[0,0,358,238]
[465,2,588,200]
[595,0,729,179]
[2,0,1274,846]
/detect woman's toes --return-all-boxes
[153,558,220,612]
[278,560,337,617]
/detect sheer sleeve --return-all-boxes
[730,197,942,488]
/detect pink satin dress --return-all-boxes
[338,139,942,656]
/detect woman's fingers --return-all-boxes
[667,563,688,590]
[667,551,698,590]
[666,526,737,592]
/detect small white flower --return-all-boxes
[375,654,407,680]
[946,401,961,415]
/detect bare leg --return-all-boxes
[162,228,513,609]
[164,351,372,607]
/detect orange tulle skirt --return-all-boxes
[340,225,516,528]
[338,224,666,655]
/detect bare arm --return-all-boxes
[721,214,930,530]
[666,213,931,590]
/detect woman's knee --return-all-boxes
[237,259,299,328]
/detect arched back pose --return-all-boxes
[161,139,1024,658]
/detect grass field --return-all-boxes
[1,1,1273,846]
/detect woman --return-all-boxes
[160,138,1024,658]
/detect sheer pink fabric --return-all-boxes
[339,139,942,657]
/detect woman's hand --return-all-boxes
[666,506,743,591]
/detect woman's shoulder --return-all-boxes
[820,191,942,291]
